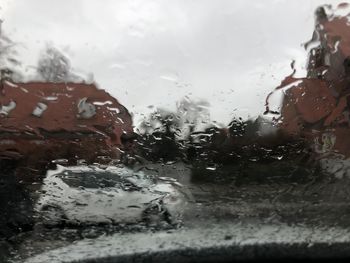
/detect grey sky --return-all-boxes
[0,0,346,126]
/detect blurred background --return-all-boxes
[0,0,346,125]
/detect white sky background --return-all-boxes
[0,0,346,126]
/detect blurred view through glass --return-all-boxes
[1,1,350,262]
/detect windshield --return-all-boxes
[1,1,350,262]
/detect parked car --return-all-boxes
[34,165,186,226]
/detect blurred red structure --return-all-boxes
[275,6,350,157]
[0,80,133,181]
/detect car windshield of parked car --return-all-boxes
[2,1,350,262]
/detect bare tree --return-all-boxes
[0,20,23,82]
[176,97,211,140]
[36,44,71,82]
[136,98,211,162]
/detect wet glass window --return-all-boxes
[1,1,350,262]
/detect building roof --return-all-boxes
[321,16,350,59]
[0,81,133,140]
[312,15,350,81]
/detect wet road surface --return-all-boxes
[3,161,350,262]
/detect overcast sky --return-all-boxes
[0,0,346,126]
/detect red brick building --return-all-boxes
[0,80,133,180]
[277,8,350,158]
